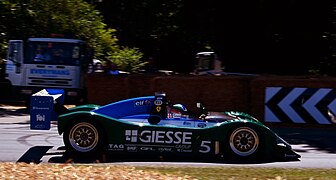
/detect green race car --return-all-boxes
[47,92,301,162]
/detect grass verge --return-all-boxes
[135,166,336,180]
[1,162,336,180]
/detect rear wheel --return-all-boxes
[63,120,106,157]
[227,126,262,160]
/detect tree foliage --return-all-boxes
[110,47,146,72]
[1,0,335,75]
[95,0,336,76]
[0,0,145,73]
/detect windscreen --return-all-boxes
[26,41,82,66]
[195,52,215,70]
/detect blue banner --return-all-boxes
[30,89,64,130]
[30,96,53,130]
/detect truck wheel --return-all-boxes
[63,120,106,157]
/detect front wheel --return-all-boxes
[63,120,106,157]
[227,126,262,159]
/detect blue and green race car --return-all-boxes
[30,91,301,162]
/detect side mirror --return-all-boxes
[8,52,14,61]
[7,51,19,65]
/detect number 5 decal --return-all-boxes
[199,141,211,153]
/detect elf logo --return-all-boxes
[134,100,151,106]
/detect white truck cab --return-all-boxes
[5,37,92,105]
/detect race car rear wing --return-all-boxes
[30,89,68,130]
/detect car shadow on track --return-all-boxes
[17,146,55,163]
[17,145,300,165]
[271,126,336,154]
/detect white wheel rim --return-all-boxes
[229,127,259,156]
[68,122,99,152]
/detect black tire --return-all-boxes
[226,125,263,160]
[63,119,106,157]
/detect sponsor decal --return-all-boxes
[197,123,207,128]
[154,100,163,106]
[156,106,161,112]
[127,146,137,152]
[33,124,46,129]
[168,113,184,119]
[134,100,151,106]
[158,147,173,152]
[173,113,181,118]
[285,154,298,158]
[140,147,155,151]
[32,106,50,110]
[177,149,192,152]
[125,130,192,144]
[125,130,138,142]
[109,144,124,151]
[31,69,70,75]
[175,145,191,149]
[183,121,191,126]
[36,114,45,122]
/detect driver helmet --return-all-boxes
[173,104,187,112]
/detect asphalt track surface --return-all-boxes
[1,105,336,168]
